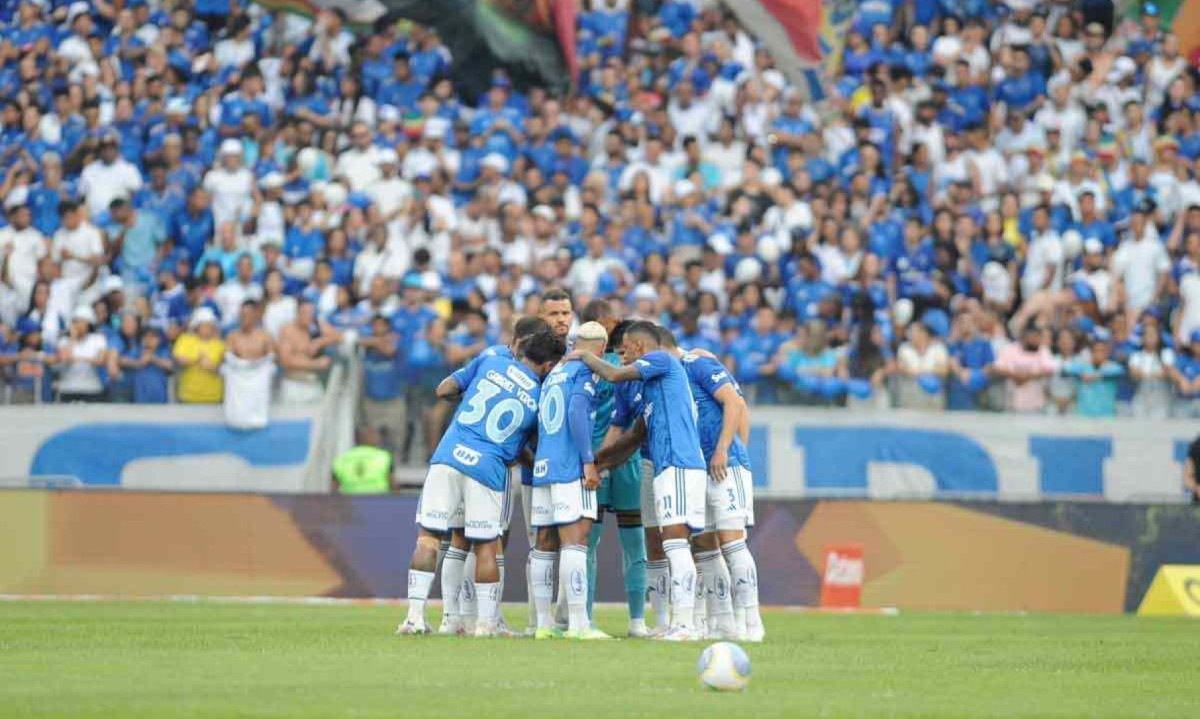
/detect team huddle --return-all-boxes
[398,289,764,642]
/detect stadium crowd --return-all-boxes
[1,0,1200,441]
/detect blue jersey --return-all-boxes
[431,354,541,491]
[632,351,706,475]
[450,344,512,391]
[533,360,597,486]
[680,352,750,469]
[592,351,620,448]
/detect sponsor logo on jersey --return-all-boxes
[583,381,595,395]
[681,352,698,364]
[533,459,548,477]
[710,371,727,384]
[453,444,482,466]
[506,365,536,390]
[643,401,654,419]
[634,359,650,367]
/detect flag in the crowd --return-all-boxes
[253,0,387,29]
[380,0,577,97]
[722,0,855,99]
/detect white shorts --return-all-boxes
[743,469,756,527]
[415,464,505,541]
[530,479,598,527]
[652,466,706,531]
[706,466,753,531]
[639,458,657,528]
[502,466,519,533]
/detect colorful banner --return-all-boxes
[4,490,1199,613]
[721,0,854,99]
[380,0,577,96]
[253,0,387,27]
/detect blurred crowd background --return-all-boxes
[1,0,1199,464]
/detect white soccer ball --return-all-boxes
[1061,229,1083,259]
[697,642,751,692]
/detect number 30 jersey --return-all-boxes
[533,359,596,486]
[431,354,541,491]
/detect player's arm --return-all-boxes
[572,350,642,383]
[596,418,646,470]
[436,375,464,401]
[710,384,746,482]
[568,390,600,489]
[437,351,486,400]
[737,399,750,445]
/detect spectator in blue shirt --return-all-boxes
[947,312,995,410]
[379,53,425,112]
[995,47,1046,115]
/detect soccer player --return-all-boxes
[433,316,551,636]
[572,321,707,641]
[399,330,565,637]
[529,321,613,640]
[665,328,764,641]
[581,307,649,638]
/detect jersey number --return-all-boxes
[539,385,565,435]
[458,378,526,443]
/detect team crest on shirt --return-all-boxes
[710,371,727,383]
[583,381,595,395]
[453,444,481,466]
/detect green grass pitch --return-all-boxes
[1,600,1196,718]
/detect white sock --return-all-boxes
[561,544,589,632]
[526,556,537,629]
[476,582,500,631]
[646,559,671,630]
[530,549,557,630]
[693,558,707,630]
[436,538,450,571]
[697,549,734,635]
[723,539,761,630]
[440,547,468,624]
[406,569,434,625]
[461,551,478,630]
[554,557,569,629]
[497,553,507,619]
[663,538,696,630]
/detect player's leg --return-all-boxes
[616,510,647,636]
[652,467,706,640]
[722,467,763,642]
[693,531,735,639]
[402,465,463,634]
[556,479,609,639]
[492,475,518,637]
[585,511,603,623]
[438,530,470,635]
[462,479,506,637]
[519,479,538,633]
[460,549,477,632]
[529,482,562,638]
[640,458,670,634]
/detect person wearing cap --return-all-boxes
[1112,196,1170,323]
[203,138,255,228]
[55,305,108,402]
[78,132,143,218]
[0,187,49,307]
[173,306,225,404]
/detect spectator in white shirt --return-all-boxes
[1020,205,1064,300]
[79,133,143,218]
[368,149,412,221]
[215,254,264,331]
[204,139,256,228]
[0,188,48,309]
[56,305,108,402]
[334,121,383,192]
[52,200,105,290]
[1112,199,1171,322]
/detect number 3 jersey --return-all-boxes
[431,354,541,491]
[533,359,597,486]
[680,352,751,469]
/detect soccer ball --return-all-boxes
[697,642,751,692]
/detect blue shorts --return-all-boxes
[597,453,642,513]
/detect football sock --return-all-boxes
[530,549,557,630]
[526,555,537,629]
[561,544,589,632]
[697,549,735,636]
[440,547,468,624]
[619,526,647,621]
[406,570,434,625]
[586,523,603,620]
[722,539,762,632]
[693,559,707,631]
[476,582,500,631]
[497,553,506,607]
[436,538,450,573]
[461,551,478,631]
[646,559,670,630]
[663,538,696,629]
[554,559,569,629]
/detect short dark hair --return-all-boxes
[609,319,634,353]
[656,325,678,348]
[520,330,567,365]
[625,320,660,346]
[541,288,573,305]
[580,299,614,323]
[513,315,551,340]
